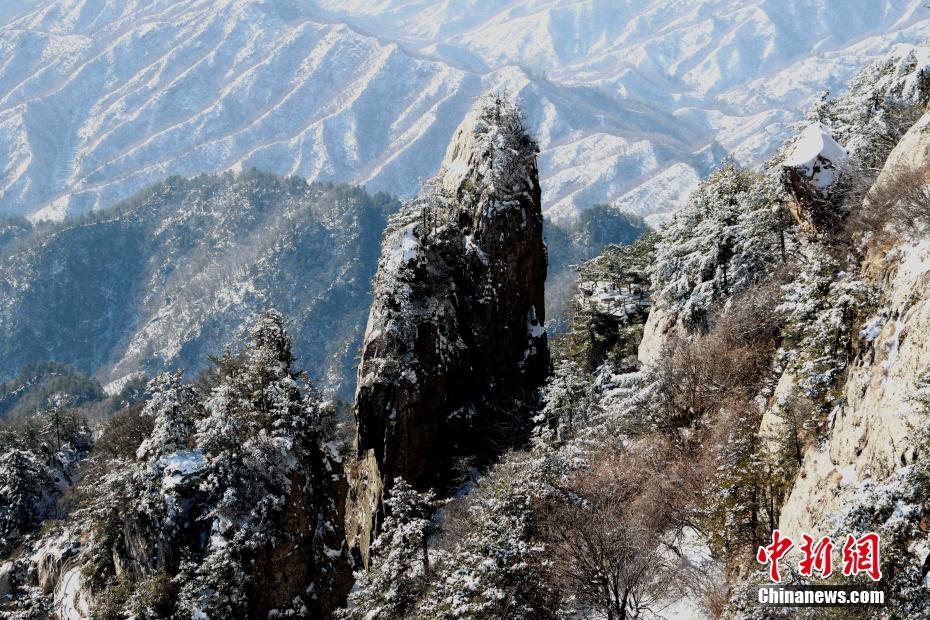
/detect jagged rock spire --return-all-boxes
[347,93,549,564]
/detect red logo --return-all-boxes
[756,530,793,583]
[841,533,882,581]
[798,534,834,578]
[757,531,881,583]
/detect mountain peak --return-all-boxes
[436,92,539,199]
[348,96,549,565]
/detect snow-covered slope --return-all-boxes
[0,172,397,400]
[1,0,929,222]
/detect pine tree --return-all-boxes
[41,393,72,453]
[196,310,316,528]
[0,449,54,554]
[419,459,556,619]
[533,359,600,447]
[188,309,327,615]
[702,410,771,560]
[652,162,791,331]
[777,247,875,412]
[340,478,436,619]
[136,371,200,460]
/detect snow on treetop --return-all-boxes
[881,43,930,105]
[783,122,847,171]
[437,92,538,199]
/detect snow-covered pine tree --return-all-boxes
[195,310,314,531]
[776,247,875,411]
[339,478,437,619]
[418,459,556,620]
[702,409,772,560]
[533,358,601,448]
[652,162,790,331]
[0,449,54,555]
[136,371,199,460]
[182,309,337,616]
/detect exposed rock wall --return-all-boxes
[637,304,678,366]
[347,95,549,564]
[780,122,848,238]
[776,110,930,539]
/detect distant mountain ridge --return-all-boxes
[1,0,928,223]
[0,169,644,399]
[0,171,397,399]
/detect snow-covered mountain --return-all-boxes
[1,0,929,223]
[0,173,396,400]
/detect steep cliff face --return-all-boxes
[777,109,930,540]
[348,94,549,563]
[638,304,678,366]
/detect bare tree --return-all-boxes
[539,443,703,620]
[850,163,930,239]
[650,277,783,433]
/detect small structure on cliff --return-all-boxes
[347,94,550,564]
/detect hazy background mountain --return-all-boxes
[1,0,928,224]
[0,172,395,399]
[0,170,643,400]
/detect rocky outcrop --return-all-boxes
[637,304,679,366]
[0,528,84,616]
[249,466,354,619]
[776,110,930,539]
[781,122,847,237]
[347,94,549,564]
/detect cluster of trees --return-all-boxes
[798,45,930,242]
[0,388,93,558]
[0,362,106,422]
[776,248,875,410]
[545,205,649,331]
[341,445,709,620]
[810,45,930,174]
[557,231,657,374]
[78,310,349,619]
[0,310,352,618]
[651,162,792,331]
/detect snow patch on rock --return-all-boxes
[782,122,847,189]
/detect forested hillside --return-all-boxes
[0,173,396,400]
[3,31,930,620]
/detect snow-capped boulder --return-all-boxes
[347,94,549,565]
[783,122,847,189]
[781,122,847,236]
